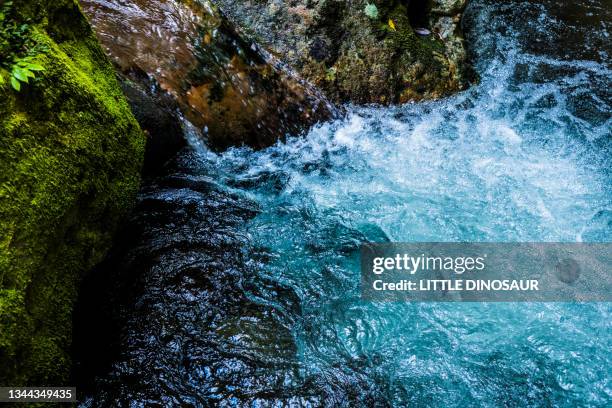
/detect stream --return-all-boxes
[75,0,611,406]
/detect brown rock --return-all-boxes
[80,0,336,150]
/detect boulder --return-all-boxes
[0,0,145,385]
[214,0,472,104]
[80,0,336,150]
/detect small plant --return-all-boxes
[364,3,379,20]
[0,1,46,91]
[325,67,337,81]
[6,56,44,91]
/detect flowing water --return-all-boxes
[75,0,611,406]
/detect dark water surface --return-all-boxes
[74,0,611,406]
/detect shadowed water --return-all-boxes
[75,0,611,406]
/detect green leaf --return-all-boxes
[10,76,20,91]
[27,63,44,71]
[12,66,29,82]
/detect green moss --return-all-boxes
[0,0,145,386]
[309,0,464,103]
[382,3,459,101]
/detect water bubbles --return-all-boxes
[196,0,611,404]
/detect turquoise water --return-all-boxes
[78,0,611,405]
[202,0,611,405]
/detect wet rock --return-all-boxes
[431,0,467,15]
[0,0,144,386]
[80,0,336,150]
[118,70,186,176]
[214,0,473,104]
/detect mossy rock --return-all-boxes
[214,0,472,104]
[0,0,145,386]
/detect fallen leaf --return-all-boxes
[388,19,396,31]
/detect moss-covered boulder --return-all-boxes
[0,0,145,385]
[215,0,472,104]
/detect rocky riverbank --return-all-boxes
[80,0,472,151]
